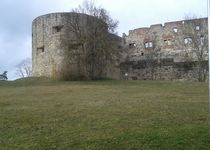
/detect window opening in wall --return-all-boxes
[144,41,153,48]
[69,43,82,50]
[149,42,153,47]
[196,25,200,30]
[129,43,136,48]
[52,25,63,33]
[168,39,171,45]
[200,35,204,45]
[173,28,178,33]
[141,52,144,56]
[184,37,192,44]
[145,42,149,48]
[37,46,45,53]
[164,39,172,46]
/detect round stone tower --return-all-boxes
[32,12,102,79]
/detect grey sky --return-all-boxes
[0,0,207,80]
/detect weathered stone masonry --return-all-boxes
[32,13,208,81]
[32,13,106,79]
[120,18,208,81]
[32,12,121,79]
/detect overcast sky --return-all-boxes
[0,0,207,80]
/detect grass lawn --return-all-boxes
[0,79,209,150]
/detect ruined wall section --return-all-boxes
[162,21,186,61]
[120,18,208,81]
[125,28,149,59]
[123,18,208,62]
[123,22,183,61]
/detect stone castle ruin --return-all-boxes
[120,17,208,81]
[32,12,120,80]
[32,12,208,81]
[32,13,101,79]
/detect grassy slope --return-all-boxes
[0,79,209,150]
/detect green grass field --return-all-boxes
[0,78,210,150]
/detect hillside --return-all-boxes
[0,79,209,149]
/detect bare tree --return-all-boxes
[16,58,32,78]
[178,17,208,82]
[67,0,119,80]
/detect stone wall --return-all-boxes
[119,18,208,81]
[33,13,79,78]
[122,18,208,62]
[120,59,208,81]
[32,13,208,81]
[33,13,105,79]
